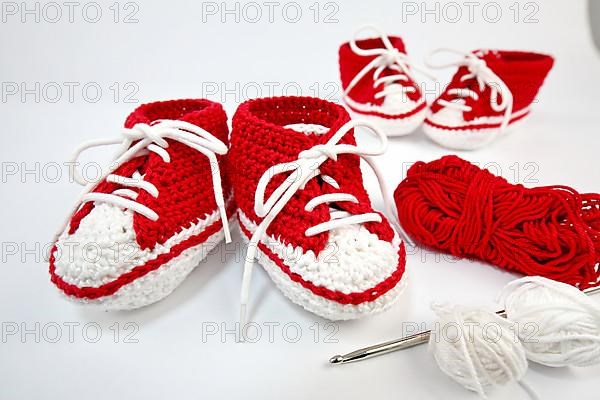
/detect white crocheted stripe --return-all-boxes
[343,91,425,117]
[238,213,406,320]
[347,106,426,136]
[426,105,530,129]
[53,196,233,289]
[56,223,230,309]
[423,115,529,150]
[239,208,403,291]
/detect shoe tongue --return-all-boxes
[358,37,414,103]
[354,36,406,54]
[343,36,409,83]
[112,101,211,196]
[285,121,359,191]
[473,49,506,72]
[123,99,222,133]
[380,83,420,112]
[125,107,198,129]
[121,99,223,172]
[284,122,357,151]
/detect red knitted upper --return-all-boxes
[68,99,230,250]
[339,36,422,106]
[431,50,554,120]
[229,96,395,254]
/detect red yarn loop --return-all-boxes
[395,155,600,289]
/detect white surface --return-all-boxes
[1,0,599,399]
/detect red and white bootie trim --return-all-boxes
[339,26,430,136]
[230,96,408,327]
[423,49,554,150]
[49,99,234,309]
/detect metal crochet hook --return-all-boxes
[329,285,600,365]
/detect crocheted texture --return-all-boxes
[230,96,406,318]
[339,36,420,106]
[339,28,428,138]
[499,276,600,367]
[429,304,528,397]
[69,99,231,250]
[425,50,553,133]
[52,216,233,309]
[50,99,233,308]
[338,31,428,138]
[394,155,600,289]
[430,50,553,119]
[238,213,407,319]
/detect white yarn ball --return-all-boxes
[428,303,528,397]
[498,276,600,367]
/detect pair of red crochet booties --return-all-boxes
[50,97,408,324]
[339,26,554,150]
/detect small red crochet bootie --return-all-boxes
[230,96,407,323]
[49,99,234,309]
[339,26,428,136]
[423,49,554,150]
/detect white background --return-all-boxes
[1,0,599,399]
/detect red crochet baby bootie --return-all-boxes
[49,99,234,309]
[423,49,554,150]
[339,26,428,136]
[230,96,407,323]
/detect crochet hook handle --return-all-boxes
[329,285,600,365]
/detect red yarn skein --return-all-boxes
[394,155,600,289]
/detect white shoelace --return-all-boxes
[426,48,514,130]
[57,119,231,243]
[344,25,432,104]
[239,119,413,335]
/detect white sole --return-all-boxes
[423,113,529,150]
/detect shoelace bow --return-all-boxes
[239,119,413,336]
[426,48,514,130]
[345,25,433,103]
[57,119,231,243]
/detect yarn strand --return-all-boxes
[331,276,600,398]
[394,155,600,289]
